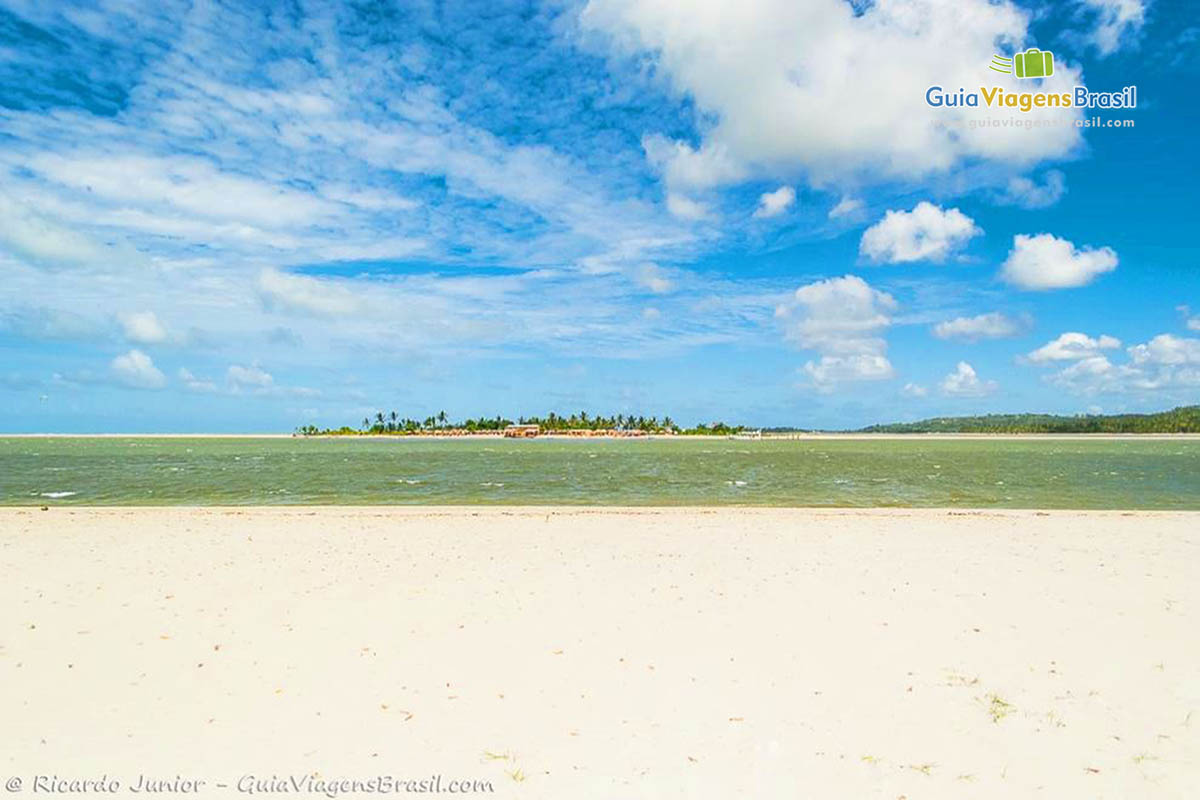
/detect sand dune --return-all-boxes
[1,507,1197,798]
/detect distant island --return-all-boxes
[296,411,746,437]
[296,405,1200,437]
[857,405,1200,434]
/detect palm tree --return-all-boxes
[362,417,370,431]
[438,410,448,428]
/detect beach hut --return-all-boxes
[504,424,540,438]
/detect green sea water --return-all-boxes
[1,436,1198,508]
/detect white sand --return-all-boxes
[1,507,1197,798]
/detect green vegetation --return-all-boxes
[295,404,1200,437]
[858,405,1200,434]
[296,411,746,436]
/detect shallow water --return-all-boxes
[1,437,1197,508]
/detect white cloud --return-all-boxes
[634,263,674,293]
[828,196,863,220]
[933,312,1031,341]
[859,202,980,263]
[178,367,217,393]
[1081,0,1147,56]
[995,170,1066,209]
[665,192,711,221]
[753,186,796,219]
[1031,333,1200,396]
[581,0,1084,188]
[1026,332,1121,363]
[1176,306,1200,332]
[28,153,337,229]
[258,269,363,317]
[1000,233,1118,290]
[227,364,275,391]
[117,311,168,344]
[110,349,167,390]
[319,183,418,211]
[1047,356,1133,394]
[775,274,897,391]
[643,135,747,192]
[0,194,111,267]
[901,382,928,397]
[804,354,894,387]
[1128,334,1200,366]
[939,361,996,397]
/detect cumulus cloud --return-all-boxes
[1029,332,1200,395]
[995,170,1066,209]
[581,0,1084,188]
[1026,332,1121,363]
[939,361,997,397]
[859,202,980,264]
[901,382,928,397]
[775,274,897,391]
[1000,233,1118,290]
[753,186,796,219]
[933,312,1031,341]
[1128,334,1200,366]
[1080,0,1148,56]
[110,349,167,390]
[1047,356,1134,394]
[117,311,168,344]
[258,269,363,317]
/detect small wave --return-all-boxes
[40,491,77,499]
[725,480,748,487]
[480,481,505,487]
[395,479,423,485]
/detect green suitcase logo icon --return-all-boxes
[989,49,1055,79]
[1015,48,1054,78]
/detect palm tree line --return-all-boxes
[296,411,747,436]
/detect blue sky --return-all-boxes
[0,0,1197,432]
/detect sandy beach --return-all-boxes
[2,507,1197,798]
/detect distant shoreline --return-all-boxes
[4,432,1200,441]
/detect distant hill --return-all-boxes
[858,405,1200,434]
